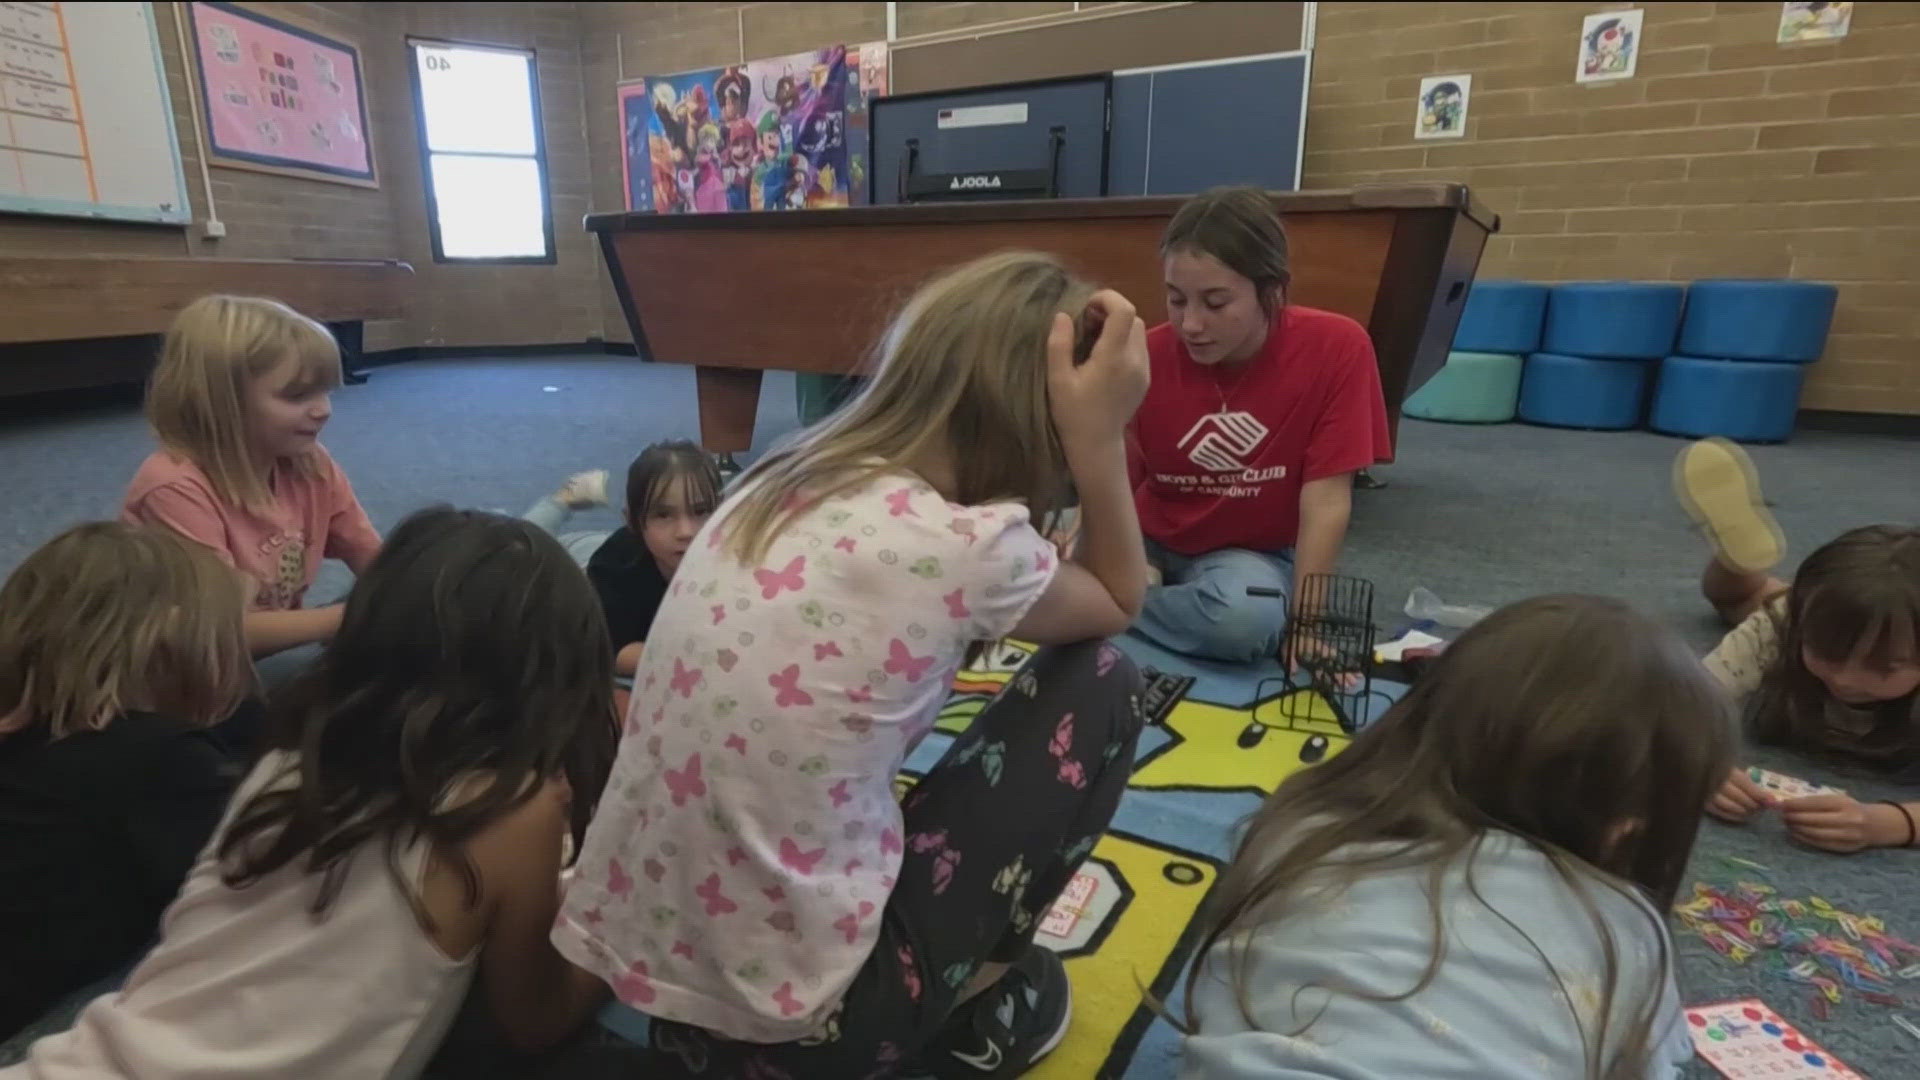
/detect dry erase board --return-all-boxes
[0,2,190,225]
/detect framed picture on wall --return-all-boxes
[1575,8,1642,84]
[185,1,376,187]
[617,79,651,211]
[1414,74,1470,140]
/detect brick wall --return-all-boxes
[1309,2,1920,415]
[0,2,595,354]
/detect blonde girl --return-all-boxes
[553,252,1151,1076]
[0,523,250,1039]
[1182,596,1734,1079]
[124,295,380,657]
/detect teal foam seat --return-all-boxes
[1403,351,1524,423]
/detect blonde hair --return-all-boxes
[147,295,342,517]
[722,251,1095,564]
[0,522,252,740]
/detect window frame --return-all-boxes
[406,36,557,265]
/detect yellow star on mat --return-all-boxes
[1130,689,1349,796]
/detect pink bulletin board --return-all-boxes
[187,2,375,187]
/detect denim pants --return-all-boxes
[521,496,609,568]
[1131,540,1293,664]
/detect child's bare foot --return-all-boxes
[556,470,609,510]
[1674,438,1784,574]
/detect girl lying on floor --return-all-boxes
[1180,595,1734,1079]
[3,509,616,1079]
[1675,437,1920,854]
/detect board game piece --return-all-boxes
[1136,668,1196,728]
[1686,1000,1862,1078]
[1747,766,1842,800]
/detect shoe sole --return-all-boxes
[1673,437,1784,574]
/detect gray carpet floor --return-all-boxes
[3,354,1916,1075]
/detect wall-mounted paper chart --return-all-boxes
[0,2,190,224]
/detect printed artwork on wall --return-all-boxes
[186,1,374,186]
[646,45,850,214]
[1778,1,1852,42]
[618,79,651,212]
[1414,74,1470,139]
[846,41,889,206]
[1575,8,1642,84]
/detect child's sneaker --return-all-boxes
[916,945,1071,1078]
[557,469,610,510]
[1673,437,1785,574]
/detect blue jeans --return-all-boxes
[521,495,609,568]
[1132,540,1293,663]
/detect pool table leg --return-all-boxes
[695,365,763,453]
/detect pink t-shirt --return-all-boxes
[121,446,380,611]
[553,471,1056,1042]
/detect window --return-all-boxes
[408,39,553,263]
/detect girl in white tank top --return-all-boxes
[4,508,619,1079]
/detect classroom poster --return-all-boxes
[846,41,890,205]
[1575,9,1642,84]
[1778,1,1852,43]
[645,45,849,215]
[187,1,373,184]
[617,79,651,212]
[1414,74,1470,139]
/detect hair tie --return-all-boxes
[1881,800,1917,848]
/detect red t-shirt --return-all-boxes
[1129,305,1391,556]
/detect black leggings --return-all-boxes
[548,639,1143,1079]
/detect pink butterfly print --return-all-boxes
[1050,714,1088,788]
[943,588,970,620]
[724,733,748,755]
[1057,758,1087,789]
[828,779,852,808]
[754,555,807,599]
[612,960,657,1006]
[779,837,827,875]
[717,648,739,673]
[768,664,814,708]
[813,641,843,661]
[582,906,605,926]
[646,733,663,758]
[762,884,786,903]
[948,517,978,546]
[833,900,876,944]
[1036,547,1054,574]
[834,536,856,553]
[726,847,747,866]
[649,707,665,728]
[712,604,727,625]
[931,849,961,895]
[840,714,873,736]
[884,488,920,518]
[643,857,666,883]
[881,874,896,889]
[880,828,903,857]
[1097,643,1120,677]
[772,981,805,1017]
[909,830,949,855]
[643,673,657,690]
[671,940,696,961]
[884,639,934,683]
[897,943,923,1002]
[669,658,703,698]
[843,858,863,877]
[694,872,739,916]
[607,858,634,899]
[766,910,796,933]
[847,685,874,704]
[664,752,707,807]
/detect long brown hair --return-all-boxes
[718,251,1094,565]
[1162,186,1292,314]
[1186,595,1734,1078]
[218,508,617,924]
[147,295,341,517]
[0,522,250,740]
[1752,524,1920,771]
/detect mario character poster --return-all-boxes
[1576,8,1642,83]
[1414,74,1470,139]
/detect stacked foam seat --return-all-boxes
[1404,281,1545,423]
[1648,280,1837,443]
[1519,282,1685,430]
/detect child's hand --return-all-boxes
[1047,291,1148,451]
[1706,767,1773,822]
[1780,793,1903,853]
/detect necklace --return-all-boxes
[1204,360,1258,414]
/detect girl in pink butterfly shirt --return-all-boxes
[554,252,1151,1078]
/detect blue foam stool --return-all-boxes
[1650,355,1806,443]
[1453,281,1549,354]
[1518,352,1653,430]
[1678,279,1837,363]
[1403,351,1523,423]
[1542,282,1686,359]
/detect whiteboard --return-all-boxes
[0,2,190,224]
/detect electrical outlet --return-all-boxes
[202,219,227,239]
